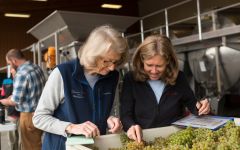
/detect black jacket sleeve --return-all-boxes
[178,71,198,115]
[120,72,136,131]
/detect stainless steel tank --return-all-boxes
[188,46,240,96]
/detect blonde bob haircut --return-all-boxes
[132,34,179,85]
[79,25,128,69]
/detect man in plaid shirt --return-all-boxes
[0,49,46,150]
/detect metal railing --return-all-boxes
[1,0,240,71]
[125,0,240,49]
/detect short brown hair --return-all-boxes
[132,35,179,85]
[6,49,25,60]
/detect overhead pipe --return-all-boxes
[54,32,60,65]
[165,9,169,37]
[197,0,202,40]
[140,20,144,42]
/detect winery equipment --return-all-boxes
[27,10,139,68]
[174,12,240,115]
[59,41,81,64]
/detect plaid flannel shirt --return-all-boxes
[12,61,46,112]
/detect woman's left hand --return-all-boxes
[107,116,123,133]
[196,98,211,115]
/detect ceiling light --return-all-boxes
[101,4,122,9]
[4,13,31,18]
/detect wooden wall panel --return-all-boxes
[0,17,37,72]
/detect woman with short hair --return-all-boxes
[33,25,128,150]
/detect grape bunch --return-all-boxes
[109,121,240,150]
[167,126,195,147]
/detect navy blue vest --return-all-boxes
[42,58,119,150]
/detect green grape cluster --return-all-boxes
[120,132,131,145]
[192,128,216,143]
[162,144,190,150]
[109,121,240,150]
[152,137,167,147]
[123,141,145,150]
[167,126,195,147]
[191,140,217,150]
[142,137,167,150]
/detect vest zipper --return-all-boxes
[98,89,101,124]
[91,86,96,123]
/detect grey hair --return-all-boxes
[79,25,128,69]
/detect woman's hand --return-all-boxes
[196,98,211,115]
[107,116,123,133]
[127,125,142,143]
[65,121,100,138]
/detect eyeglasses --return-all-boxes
[103,59,120,67]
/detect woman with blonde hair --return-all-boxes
[33,25,128,150]
[120,34,210,143]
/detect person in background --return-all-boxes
[0,67,21,150]
[33,25,128,150]
[120,35,210,143]
[0,49,46,150]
